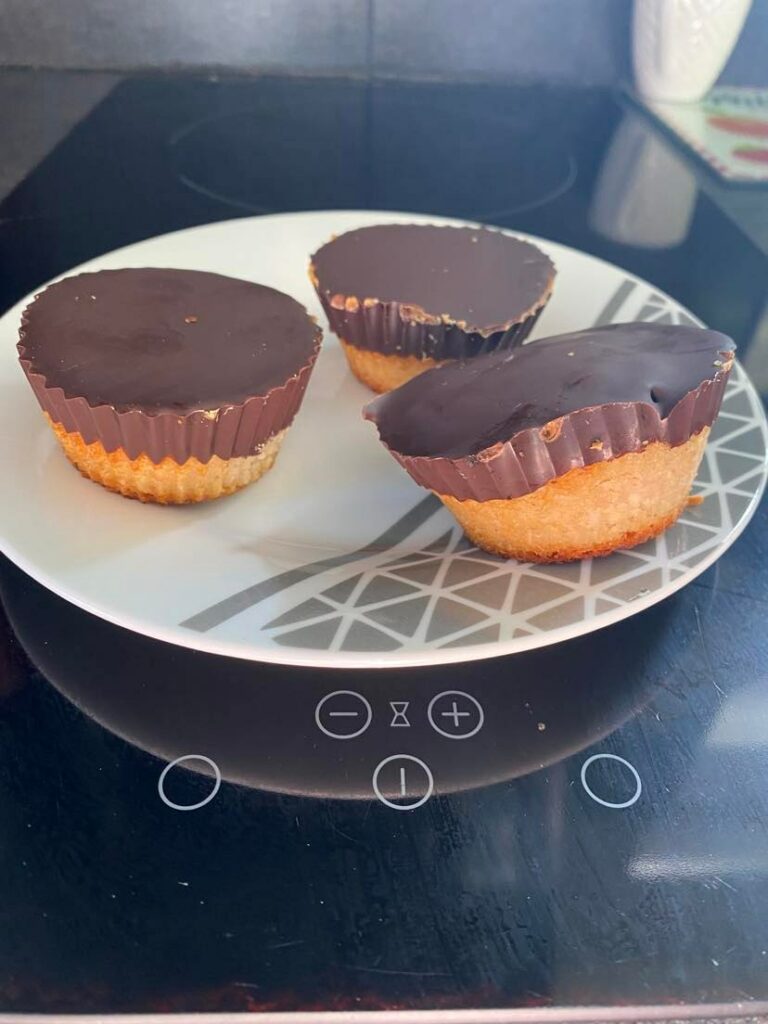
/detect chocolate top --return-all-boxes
[19,268,320,412]
[366,323,735,459]
[311,224,555,332]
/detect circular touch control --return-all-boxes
[372,755,434,811]
[580,753,642,809]
[428,691,484,739]
[158,755,222,811]
[315,690,373,740]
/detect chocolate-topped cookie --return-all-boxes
[310,223,555,393]
[18,268,322,503]
[365,323,735,562]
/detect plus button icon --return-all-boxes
[441,701,470,729]
[428,691,484,739]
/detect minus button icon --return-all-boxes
[315,691,373,739]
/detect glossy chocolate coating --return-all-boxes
[365,323,735,502]
[19,268,320,412]
[368,324,734,457]
[18,269,322,464]
[311,225,555,358]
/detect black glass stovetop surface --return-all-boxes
[0,73,768,1019]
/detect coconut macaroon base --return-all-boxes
[439,430,709,563]
[340,340,445,393]
[47,414,287,505]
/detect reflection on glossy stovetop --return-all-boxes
[2,557,768,1016]
[169,85,579,222]
[0,72,767,1018]
[1,76,766,348]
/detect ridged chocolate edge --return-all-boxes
[369,361,734,503]
[310,265,554,360]
[17,309,322,466]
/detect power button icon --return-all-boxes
[372,755,434,811]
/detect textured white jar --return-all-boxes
[633,0,753,102]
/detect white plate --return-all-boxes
[1,210,766,669]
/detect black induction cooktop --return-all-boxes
[1,73,768,1021]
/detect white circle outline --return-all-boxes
[427,690,485,739]
[580,753,642,809]
[315,690,372,740]
[158,754,222,811]
[372,754,434,811]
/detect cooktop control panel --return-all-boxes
[155,688,643,814]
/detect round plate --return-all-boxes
[1,210,766,669]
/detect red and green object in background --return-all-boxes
[645,88,768,181]
[706,113,768,165]
[732,147,768,165]
[707,115,768,139]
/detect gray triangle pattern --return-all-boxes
[383,552,435,568]
[443,558,502,588]
[590,552,648,585]
[424,531,455,553]
[676,310,699,327]
[341,621,402,652]
[637,293,667,320]
[720,390,752,418]
[453,535,482,553]
[603,568,664,602]
[389,560,443,586]
[441,624,501,648]
[637,302,662,320]
[355,576,420,607]
[265,597,336,629]
[711,414,755,444]
[595,597,623,614]
[679,496,722,529]
[273,618,342,648]
[727,492,753,522]
[663,522,720,559]
[511,576,573,613]
[726,469,765,496]
[628,537,663,558]
[365,596,431,638]
[321,574,363,604]
[528,561,583,584]
[528,597,586,629]
[695,457,712,484]
[459,551,505,568]
[716,450,764,485]
[455,575,515,610]
[680,549,717,570]
[718,425,766,457]
[426,598,488,641]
